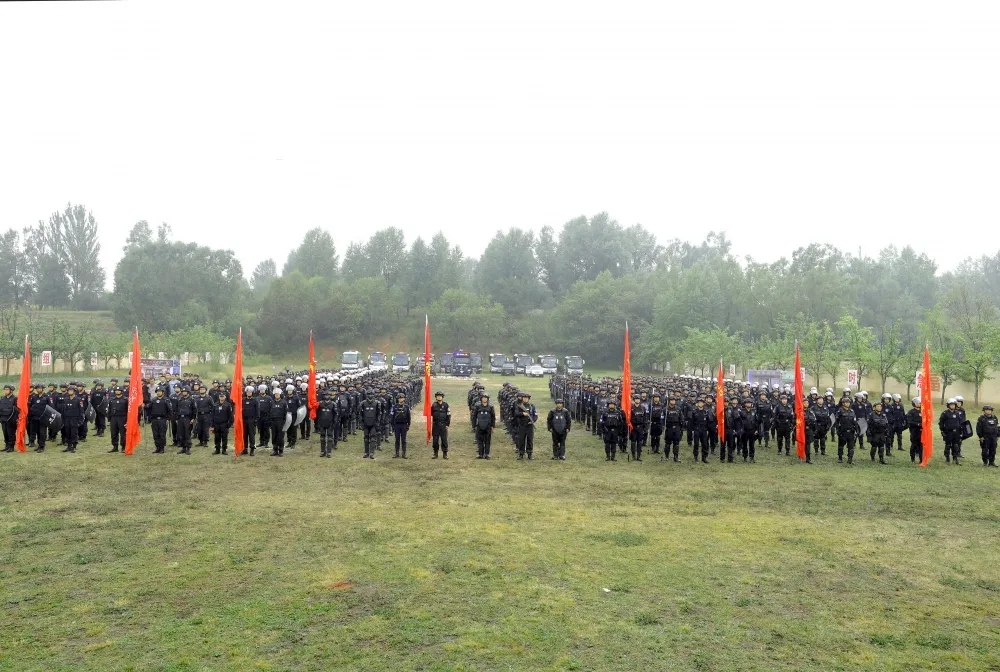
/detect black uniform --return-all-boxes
[773,402,795,454]
[906,407,924,463]
[212,400,234,453]
[241,395,258,454]
[61,394,85,452]
[600,406,624,461]
[360,398,380,458]
[195,393,213,446]
[0,393,17,451]
[835,404,860,464]
[663,404,683,461]
[431,400,450,458]
[689,405,710,462]
[256,393,272,448]
[547,406,571,460]
[939,407,963,463]
[976,413,999,466]
[867,408,890,463]
[107,394,128,452]
[29,393,48,452]
[90,388,107,436]
[474,402,497,459]
[269,397,288,455]
[514,401,537,459]
[175,395,196,453]
[315,400,338,457]
[147,395,171,453]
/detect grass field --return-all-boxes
[2,375,1000,671]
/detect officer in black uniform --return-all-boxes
[663,397,683,462]
[546,398,571,460]
[107,386,128,453]
[241,385,258,455]
[431,391,451,459]
[195,385,213,447]
[148,387,171,453]
[648,393,664,454]
[61,386,85,453]
[0,384,17,452]
[600,400,624,461]
[315,393,337,458]
[29,384,48,453]
[359,393,380,459]
[269,389,287,456]
[939,398,963,465]
[212,391,234,455]
[90,380,107,437]
[976,404,998,467]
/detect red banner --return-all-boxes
[307,332,318,421]
[716,362,725,443]
[919,346,933,467]
[233,329,244,457]
[794,342,806,460]
[14,336,29,452]
[124,329,142,455]
[622,322,632,432]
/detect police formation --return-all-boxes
[547,374,999,467]
[0,370,423,459]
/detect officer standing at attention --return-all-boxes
[107,386,128,453]
[61,386,86,453]
[391,393,411,459]
[212,391,234,455]
[431,391,451,459]
[148,387,171,454]
[515,392,537,460]
[976,404,998,467]
[473,393,497,459]
[175,387,196,455]
[546,398,571,460]
[29,384,48,453]
[0,384,18,452]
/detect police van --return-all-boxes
[538,354,559,375]
[341,350,363,371]
[489,353,507,374]
[563,355,585,376]
[368,351,388,371]
[391,352,410,373]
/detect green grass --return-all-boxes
[32,309,119,335]
[2,375,1000,671]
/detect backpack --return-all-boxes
[476,407,492,431]
[362,402,378,427]
[552,410,567,434]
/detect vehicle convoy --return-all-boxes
[452,350,473,377]
[489,353,507,374]
[538,354,559,375]
[514,354,533,375]
[391,352,410,373]
[563,355,585,376]
[526,363,545,378]
[470,353,483,374]
[341,350,363,371]
[368,351,388,371]
[439,352,454,375]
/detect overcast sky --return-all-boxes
[2,1,998,287]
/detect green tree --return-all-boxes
[0,229,35,304]
[475,228,550,315]
[250,259,278,293]
[945,286,1000,405]
[283,228,339,280]
[837,315,875,391]
[872,320,905,394]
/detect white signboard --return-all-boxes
[90,352,99,368]
[205,352,212,362]
[665,361,671,372]
[41,350,52,366]
[846,369,858,387]
[729,364,736,377]
[157,351,166,360]
[180,352,190,366]
[128,351,134,365]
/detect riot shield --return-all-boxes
[43,405,63,433]
[282,411,293,432]
[294,405,307,426]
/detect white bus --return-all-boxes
[341,350,363,371]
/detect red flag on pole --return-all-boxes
[124,328,142,455]
[622,322,632,432]
[15,335,29,452]
[919,345,934,467]
[233,329,244,457]
[423,315,433,444]
[794,341,806,460]
[307,331,318,421]
[716,360,725,443]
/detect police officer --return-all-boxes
[0,384,17,452]
[663,397,683,462]
[473,393,497,459]
[148,387,171,453]
[648,393,664,454]
[269,389,287,456]
[867,400,890,464]
[690,398,710,463]
[241,385,258,455]
[907,397,924,463]
[29,384,48,453]
[547,398,571,460]
[835,396,860,465]
[939,398,963,465]
[212,392,234,454]
[315,393,337,458]
[61,386,85,453]
[256,384,272,450]
[391,393,410,459]
[359,392,380,459]
[629,394,647,462]
[773,394,795,455]
[90,380,107,437]
[976,404,998,467]
[515,392,537,460]
[107,386,128,453]
[600,400,624,461]
[195,385,213,447]
[431,391,451,459]
[174,387,196,455]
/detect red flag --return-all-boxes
[716,361,725,443]
[919,345,934,467]
[307,331,318,421]
[794,341,806,460]
[15,335,29,452]
[233,329,245,457]
[622,322,632,432]
[124,329,142,455]
[423,315,433,444]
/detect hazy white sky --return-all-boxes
[2,1,998,287]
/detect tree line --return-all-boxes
[4,204,1000,403]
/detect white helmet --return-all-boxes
[300,382,308,391]
[245,385,254,394]
[285,378,293,385]
[826,388,834,395]
[861,391,868,398]
[257,384,267,393]
[947,397,957,405]
[892,394,901,401]
[843,388,851,394]
[956,396,964,403]
[295,376,302,382]
[810,387,818,394]
[912,397,921,405]
[286,384,295,393]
